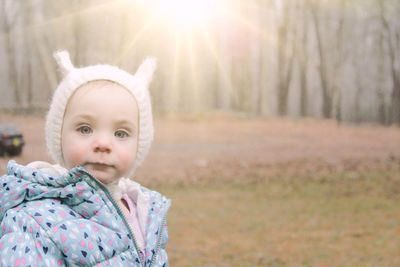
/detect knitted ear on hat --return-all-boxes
[53,50,75,76]
[133,57,157,86]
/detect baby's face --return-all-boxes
[61,81,139,184]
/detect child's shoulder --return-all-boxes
[141,184,166,199]
[118,177,170,205]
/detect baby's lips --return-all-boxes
[85,162,115,169]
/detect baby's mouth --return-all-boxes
[83,162,114,170]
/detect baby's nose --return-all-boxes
[93,135,112,153]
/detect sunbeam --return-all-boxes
[187,31,200,111]
[114,14,157,65]
[148,0,226,31]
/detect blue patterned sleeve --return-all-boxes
[0,210,66,266]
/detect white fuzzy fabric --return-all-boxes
[46,50,156,175]
[27,161,68,176]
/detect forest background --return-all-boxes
[0,0,399,125]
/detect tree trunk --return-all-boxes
[23,2,33,108]
[332,0,346,124]
[250,0,262,115]
[276,0,295,116]
[376,14,388,125]
[299,0,309,117]
[379,0,400,125]
[392,76,400,125]
[310,0,331,118]
[1,1,22,108]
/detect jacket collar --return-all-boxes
[7,160,84,187]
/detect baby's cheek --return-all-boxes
[63,145,87,168]
[119,150,137,174]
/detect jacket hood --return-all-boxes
[0,160,89,221]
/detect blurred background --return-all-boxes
[0,0,399,124]
[0,0,400,266]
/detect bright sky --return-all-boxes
[150,0,227,30]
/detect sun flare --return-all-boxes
[152,0,226,29]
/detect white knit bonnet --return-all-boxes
[45,50,156,174]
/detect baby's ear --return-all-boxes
[134,57,157,87]
[53,50,75,77]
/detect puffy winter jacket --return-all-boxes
[0,161,170,267]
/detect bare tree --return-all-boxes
[310,0,331,118]
[72,0,85,64]
[249,0,262,115]
[352,23,368,123]
[275,0,296,116]
[376,18,388,124]
[22,1,34,108]
[0,1,22,108]
[309,0,346,120]
[332,0,346,123]
[296,0,310,117]
[32,0,58,100]
[378,0,400,125]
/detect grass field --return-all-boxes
[0,114,399,266]
[160,168,400,266]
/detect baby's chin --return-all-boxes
[83,165,119,184]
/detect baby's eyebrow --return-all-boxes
[72,114,94,121]
[115,119,137,129]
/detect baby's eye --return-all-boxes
[77,125,92,135]
[115,130,130,138]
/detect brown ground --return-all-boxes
[0,113,399,266]
[1,113,399,184]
